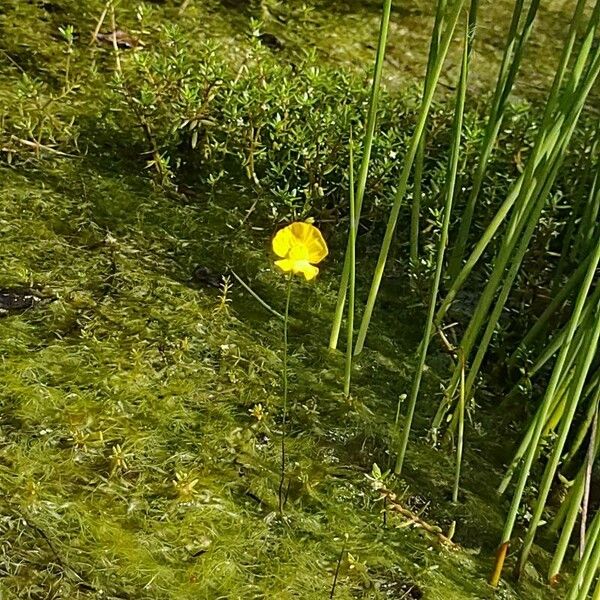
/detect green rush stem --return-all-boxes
[593,575,600,600]
[566,510,600,600]
[552,125,598,294]
[498,362,576,496]
[452,350,466,503]
[434,40,600,439]
[329,0,393,351]
[394,10,470,475]
[565,370,600,466]
[490,236,600,586]
[578,536,600,600]
[409,0,447,271]
[447,0,540,280]
[509,250,593,366]
[433,141,566,440]
[499,262,599,493]
[410,134,426,272]
[517,309,600,575]
[577,153,600,256]
[549,470,586,584]
[436,0,599,330]
[344,131,356,398]
[580,536,600,600]
[461,137,574,405]
[581,400,598,558]
[278,276,293,514]
[549,398,599,563]
[355,0,466,356]
[548,412,600,544]
[523,287,599,382]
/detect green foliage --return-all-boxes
[116,22,376,217]
[0,72,80,161]
[0,0,597,598]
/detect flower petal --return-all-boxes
[289,222,313,243]
[274,258,294,273]
[290,222,328,264]
[272,226,293,258]
[272,222,328,271]
[305,230,328,264]
[298,263,319,281]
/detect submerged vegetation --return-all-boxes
[0,0,599,598]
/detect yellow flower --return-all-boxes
[272,222,328,281]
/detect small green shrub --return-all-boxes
[0,73,80,163]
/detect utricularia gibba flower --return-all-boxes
[272,222,328,281]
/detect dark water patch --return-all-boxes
[0,287,54,317]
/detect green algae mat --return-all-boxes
[0,158,560,600]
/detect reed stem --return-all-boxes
[329,0,393,350]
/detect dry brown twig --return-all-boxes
[179,0,193,15]
[378,486,459,549]
[91,0,111,45]
[5,136,77,157]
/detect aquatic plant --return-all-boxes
[272,221,328,511]
[327,0,600,593]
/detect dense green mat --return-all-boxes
[0,159,560,599]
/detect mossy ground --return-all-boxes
[0,1,584,599]
[0,154,562,600]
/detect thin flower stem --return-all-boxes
[91,1,111,44]
[230,269,285,320]
[329,534,348,599]
[278,276,293,513]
